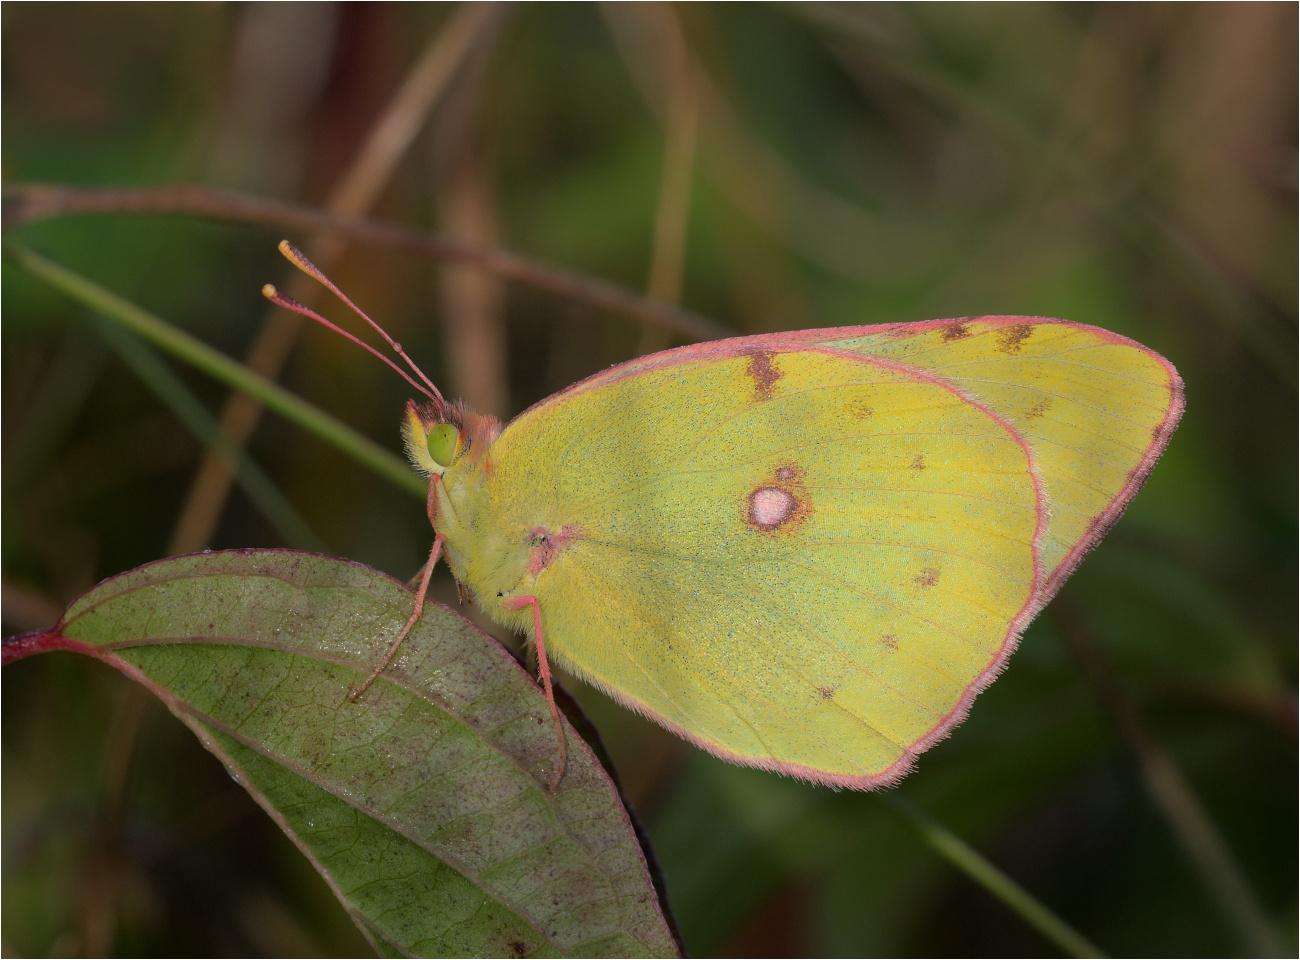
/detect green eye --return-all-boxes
[426,424,459,467]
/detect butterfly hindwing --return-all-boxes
[827,318,1184,595]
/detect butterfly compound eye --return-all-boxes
[426,423,460,467]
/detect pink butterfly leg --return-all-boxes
[500,594,567,790]
[350,478,445,700]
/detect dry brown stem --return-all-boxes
[167,3,503,555]
[3,182,727,342]
[635,3,700,358]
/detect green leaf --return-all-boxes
[3,550,679,959]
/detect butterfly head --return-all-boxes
[261,240,504,481]
[403,398,501,478]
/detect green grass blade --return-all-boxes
[85,312,328,553]
[4,240,425,499]
[882,793,1106,959]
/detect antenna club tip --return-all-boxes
[276,238,316,276]
[262,283,279,300]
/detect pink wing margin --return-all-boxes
[509,317,1184,790]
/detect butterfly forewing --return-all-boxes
[485,343,1046,787]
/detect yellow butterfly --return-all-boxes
[267,241,1182,790]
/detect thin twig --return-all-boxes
[1057,599,1285,958]
[432,22,511,418]
[2,182,728,342]
[166,4,506,556]
[603,2,816,330]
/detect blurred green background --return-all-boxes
[3,3,1295,956]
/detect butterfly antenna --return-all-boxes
[261,284,440,404]
[274,239,444,403]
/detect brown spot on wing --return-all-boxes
[848,396,874,420]
[818,685,835,700]
[914,567,940,589]
[1024,397,1052,421]
[941,322,972,342]
[997,324,1034,353]
[746,351,782,402]
[879,633,898,651]
[910,453,926,471]
[743,461,811,535]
